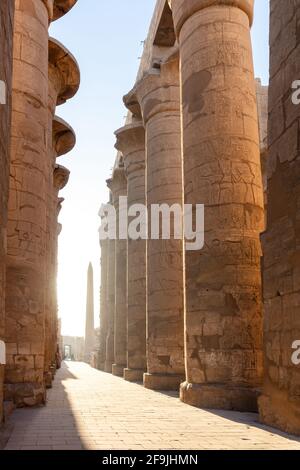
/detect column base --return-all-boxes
[104,361,113,373]
[44,372,53,389]
[180,381,259,412]
[144,373,183,391]
[124,368,144,383]
[258,391,300,436]
[112,364,125,377]
[4,382,46,408]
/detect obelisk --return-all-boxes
[84,262,95,363]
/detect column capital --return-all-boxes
[49,38,80,106]
[53,115,76,157]
[169,0,254,37]
[53,0,78,21]
[115,121,145,156]
[123,53,180,124]
[106,167,127,200]
[115,122,146,177]
[53,164,70,190]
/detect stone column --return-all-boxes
[5,0,52,407]
[0,0,14,422]
[170,0,264,410]
[258,0,300,435]
[104,189,115,373]
[115,121,147,382]
[84,263,95,362]
[46,38,79,386]
[109,168,128,377]
[98,237,109,371]
[124,54,185,391]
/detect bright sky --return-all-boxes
[50,0,270,337]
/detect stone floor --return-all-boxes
[3,362,300,450]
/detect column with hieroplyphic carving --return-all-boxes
[115,121,147,382]
[170,0,264,410]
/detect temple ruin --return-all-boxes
[0,0,300,440]
[98,0,300,435]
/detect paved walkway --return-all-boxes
[3,362,300,450]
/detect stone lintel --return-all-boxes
[53,0,78,21]
[169,0,254,37]
[53,115,76,157]
[49,37,80,105]
[53,164,70,190]
[154,1,176,47]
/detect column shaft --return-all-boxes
[115,122,147,382]
[5,0,51,406]
[98,238,109,371]
[126,56,185,390]
[111,169,128,377]
[0,0,15,421]
[171,0,264,410]
[258,0,300,435]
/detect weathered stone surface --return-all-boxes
[84,263,96,362]
[98,238,109,371]
[104,190,116,374]
[170,0,264,410]
[4,0,51,407]
[125,53,185,391]
[45,36,79,388]
[115,121,147,382]
[0,0,14,423]
[258,0,300,436]
[108,169,128,377]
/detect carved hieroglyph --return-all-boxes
[0,0,14,421]
[170,0,264,410]
[5,0,51,407]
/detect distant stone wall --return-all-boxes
[259,0,300,435]
[0,0,14,423]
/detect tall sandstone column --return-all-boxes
[98,236,109,371]
[104,188,116,373]
[5,0,51,407]
[170,0,264,410]
[115,121,147,382]
[51,116,76,371]
[258,0,300,435]
[110,168,128,377]
[0,0,14,422]
[125,55,185,390]
[45,38,79,385]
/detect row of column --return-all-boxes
[3,0,79,408]
[99,0,264,411]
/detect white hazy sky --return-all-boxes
[50,0,270,337]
